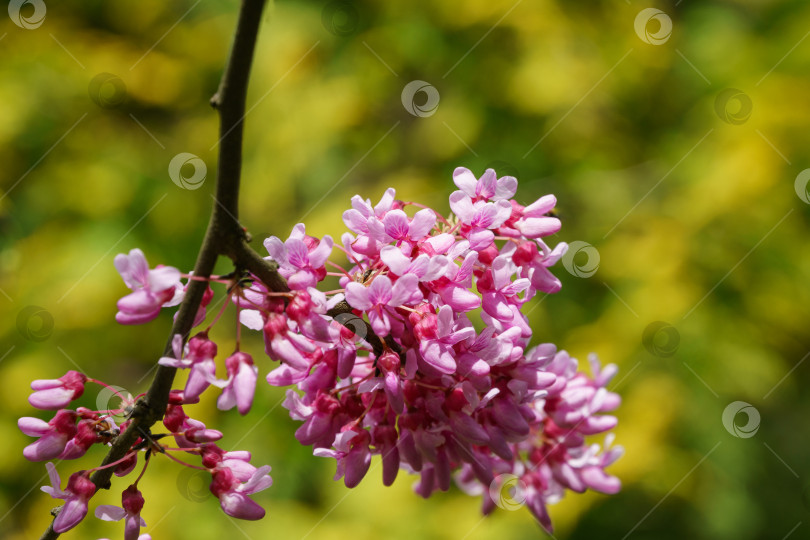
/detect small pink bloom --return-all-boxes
[114,249,182,325]
[158,334,218,403]
[95,485,147,540]
[314,429,372,488]
[19,409,77,461]
[452,167,517,202]
[41,463,96,533]
[216,352,258,415]
[210,464,272,520]
[264,224,333,290]
[345,274,421,336]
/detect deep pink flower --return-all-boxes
[114,248,182,324]
[449,192,512,250]
[19,409,77,461]
[158,333,218,403]
[478,255,531,322]
[452,167,517,202]
[417,305,476,374]
[216,352,258,415]
[366,208,436,243]
[95,485,147,540]
[41,463,96,533]
[209,464,272,520]
[264,224,333,290]
[345,274,421,336]
[314,429,372,488]
[28,370,87,410]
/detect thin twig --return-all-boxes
[39,1,267,538]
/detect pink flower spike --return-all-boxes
[114,249,182,325]
[29,371,87,410]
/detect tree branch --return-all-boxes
[40,1,395,536]
[39,1,267,538]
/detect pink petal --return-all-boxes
[383,210,410,240]
[219,492,265,520]
[308,236,333,268]
[24,433,67,461]
[263,237,287,263]
[147,266,180,292]
[380,246,411,276]
[53,496,89,533]
[495,176,518,200]
[449,191,475,222]
[342,209,369,233]
[345,282,372,311]
[29,387,74,409]
[95,504,126,522]
[452,167,478,197]
[408,209,436,239]
[524,194,556,215]
[18,417,50,437]
[515,216,561,237]
[373,188,396,215]
[343,447,371,488]
[389,274,419,306]
[476,169,497,199]
[367,275,393,305]
[234,363,258,415]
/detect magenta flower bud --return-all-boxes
[185,425,223,443]
[28,371,87,410]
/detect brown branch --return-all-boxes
[39,0,268,538]
[40,1,394,536]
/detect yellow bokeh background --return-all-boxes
[2,1,809,539]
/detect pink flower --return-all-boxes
[264,224,333,290]
[478,255,531,322]
[95,485,146,540]
[209,464,272,520]
[216,352,258,415]
[19,409,77,461]
[449,192,512,250]
[114,248,182,325]
[380,245,448,281]
[314,429,372,488]
[511,239,567,294]
[158,333,218,403]
[345,274,421,336]
[41,463,96,533]
[452,167,517,202]
[416,305,476,374]
[28,370,87,410]
[366,208,436,243]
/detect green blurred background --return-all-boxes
[2,0,809,538]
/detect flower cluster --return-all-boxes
[249,167,622,530]
[19,167,621,537]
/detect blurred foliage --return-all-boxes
[2,0,810,538]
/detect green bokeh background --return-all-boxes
[2,0,809,538]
